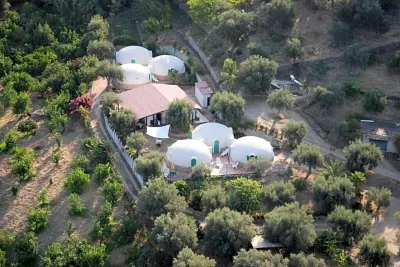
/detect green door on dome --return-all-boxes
[191,158,197,167]
[188,132,192,139]
[131,58,136,63]
[213,140,220,154]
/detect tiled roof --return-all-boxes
[118,83,201,119]
[195,81,213,95]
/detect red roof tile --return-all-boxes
[118,83,201,119]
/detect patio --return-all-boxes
[209,153,253,176]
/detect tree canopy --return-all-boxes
[358,234,391,267]
[220,58,237,90]
[267,88,295,113]
[126,132,147,155]
[261,181,296,211]
[344,139,383,171]
[226,177,261,213]
[288,253,326,267]
[292,143,324,176]
[209,91,246,129]
[108,109,137,141]
[283,120,308,149]
[367,186,391,211]
[96,60,123,88]
[134,151,164,181]
[233,249,289,267]
[166,99,193,133]
[173,247,216,267]
[202,185,227,213]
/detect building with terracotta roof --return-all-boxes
[118,83,201,126]
[195,80,213,108]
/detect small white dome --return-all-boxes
[148,55,185,77]
[230,136,274,163]
[191,123,235,148]
[116,46,153,65]
[121,64,152,85]
[167,139,212,168]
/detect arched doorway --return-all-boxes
[188,132,192,139]
[213,140,220,154]
[191,157,197,167]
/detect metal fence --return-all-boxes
[103,114,144,186]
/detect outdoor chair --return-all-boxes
[231,162,239,169]
[156,139,162,147]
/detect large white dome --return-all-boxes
[230,136,274,163]
[167,139,212,168]
[116,46,153,65]
[191,123,235,148]
[121,64,151,85]
[148,55,185,77]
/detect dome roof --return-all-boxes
[148,55,185,77]
[120,64,152,85]
[230,136,274,163]
[116,46,153,65]
[191,123,235,148]
[167,139,212,168]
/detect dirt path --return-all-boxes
[245,96,400,182]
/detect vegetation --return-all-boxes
[12,92,31,115]
[126,132,147,155]
[102,178,123,205]
[288,253,326,267]
[344,139,384,171]
[284,38,302,60]
[263,0,295,29]
[64,168,90,194]
[191,163,211,180]
[267,88,295,114]
[203,207,256,258]
[226,177,261,213]
[151,213,198,257]
[364,89,387,112]
[283,120,308,149]
[28,207,51,233]
[220,58,237,90]
[367,187,391,211]
[15,232,38,267]
[209,91,246,129]
[166,99,193,133]
[137,177,187,221]
[264,202,317,252]
[173,247,216,267]
[91,201,116,242]
[243,156,272,177]
[358,234,391,267]
[10,147,35,181]
[387,50,400,69]
[96,60,124,88]
[343,44,370,70]
[108,109,137,140]
[68,193,85,215]
[173,180,191,200]
[292,143,324,176]
[261,181,296,211]
[17,118,37,134]
[102,91,121,115]
[135,151,164,181]
[93,163,111,185]
[233,249,288,267]
[202,186,227,213]
[330,21,353,47]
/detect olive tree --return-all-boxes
[284,38,302,60]
[102,92,121,115]
[263,0,295,29]
[11,92,31,115]
[203,207,256,258]
[226,177,261,213]
[288,253,326,267]
[96,60,124,88]
[312,176,356,215]
[173,247,216,267]
[134,151,164,181]
[358,234,391,267]
[263,202,317,253]
[233,249,288,267]
[209,91,245,129]
[202,185,227,213]
[87,40,114,60]
[126,132,147,154]
[151,213,198,257]
[283,120,308,149]
[261,181,296,211]
[267,88,295,115]
[137,177,187,221]
[344,139,383,172]
[237,55,278,93]
[187,0,231,24]
[243,156,272,177]
[292,143,324,177]
[367,186,391,211]
[108,109,137,140]
[166,99,193,133]
[328,205,372,245]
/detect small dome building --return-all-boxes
[190,123,235,153]
[167,139,212,168]
[115,46,153,65]
[230,136,274,163]
[118,63,152,89]
[148,55,185,78]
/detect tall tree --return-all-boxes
[358,234,391,267]
[264,202,317,253]
[126,132,147,155]
[173,248,216,267]
[283,120,308,149]
[344,139,383,172]
[292,143,324,177]
[108,109,137,140]
[203,207,256,258]
[137,177,187,221]
[166,99,193,133]
[134,151,164,181]
[267,88,295,114]
[87,40,114,61]
[209,91,245,129]
[220,58,237,90]
[96,60,124,88]
[233,249,288,267]
[226,177,261,213]
[237,55,278,93]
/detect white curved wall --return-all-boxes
[148,55,185,77]
[167,139,212,168]
[230,136,274,163]
[191,123,235,148]
[116,46,153,65]
[121,64,151,85]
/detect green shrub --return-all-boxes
[343,80,363,97]
[330,21,352,47]
[10,147,35,181]
[52,150,61,164]
[312,85,345,111]
[0,129,20,152]
[37,189,50,207]
[310,0,330,9]
[71,155,90,172]
[68,193,85,215]
[28,207,51,232]
[102,178,124,205]
[364,89,387,112]
[387,50,400,69]
[339,117,361,143]
[15,232,38,267]
[189,190,203,211]
[0,229,15,250]
[17,118,37,134]
[247,42,270,58]
[173,180,191,200]
[113,217,140,246]
[11,92,31,115]
[90,201,116,242]
[284,38,302,60]
[0,249,5,266]
[243,156,272,177]
[264,0,295,29]
[113,35,139,46]
[191,163,211,180]
[343,44,370,70]
[93,163,111,185]
[202,186,227,213]
[291,178,308,190]
[64,168,90,194]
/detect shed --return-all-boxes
[360,119,400,153]
[148,55,185,78]
[191,123,235,153]
[230,136,275,163]
[167,139,212,168]
[115,46,153,65]
[195,80,213,108]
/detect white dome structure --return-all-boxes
[230,136,274,163]
[120,63,152,86]
[148,55,185,77]
[167,139,212,168]
[115,46,153,65]
[191,123,235,153]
